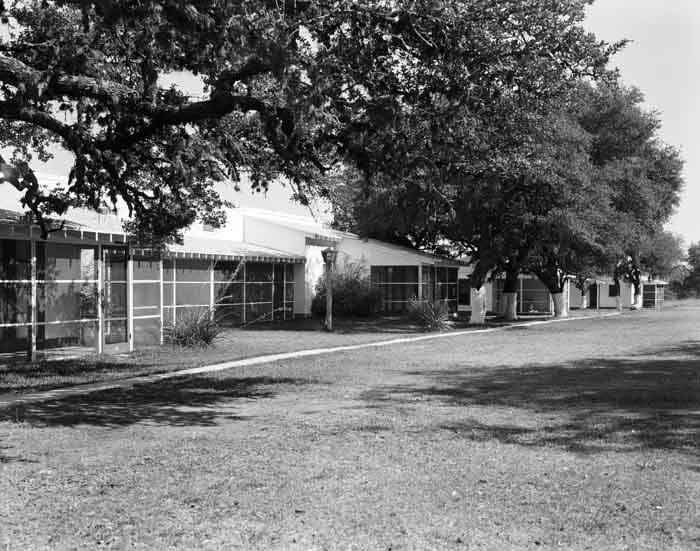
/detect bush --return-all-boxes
[407,297,452,331]
[312,261,383,318]
[164,308,221,347]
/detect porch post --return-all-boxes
[172,257,177,323]
[159,258,164,344]
[29,238,37,361]
[209,259,215,320]
[417,265,423,301]
[127,247,134,352]
[241,261,246,324]
[97,244,104,354]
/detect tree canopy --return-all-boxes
[0,0,619,239]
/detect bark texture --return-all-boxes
[552,292,568,318]
[502,292,518,321]
[470,286,487,324]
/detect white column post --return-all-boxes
[209,259,215,320]
[417,265,423,301]
[172,257,177,323]
[97,244,104,354]
[271,263,275,321]
[30,238,37,361]
[241,261,246,324]
[159,258,164,344]
[127,247,134,352]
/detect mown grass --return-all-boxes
[1,304,699,549]
[0,311,557,395]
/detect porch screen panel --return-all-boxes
[36,243,99,353]
[371,266,419,312]
[284,264,295,320]
[132,253,161,346]
[0,239,31,355]
[245,262,274,323]
[164,258,211,321]
[521,278,550,313]
[213,260,244,326]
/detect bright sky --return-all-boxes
[585,0,700,245]
[1,2,698,245]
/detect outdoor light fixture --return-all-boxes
[321,247,338,265]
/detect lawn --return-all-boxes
[0,311,572,395]
[1,302,699,549]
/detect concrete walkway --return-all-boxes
[0,312,621,407]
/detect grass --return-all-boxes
[0,312,542,395]
[1,304,699,549]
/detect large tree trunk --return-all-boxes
[551,292,569,318]
[502,292,518,321]
[631,280,643,309]
[502,269,519,321]
[632,287,644,309]
[470,286,487,324]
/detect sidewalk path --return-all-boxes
[0,312,621,408]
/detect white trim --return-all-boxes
[97,244,103,354]
[127,249,134,352]
[0,321,31,328]
[172,257,177,324]
[209,260,215,320]
[132,314,161,320]
[242,262,247,324]
[159,258,164,345]
[30,240,36,360]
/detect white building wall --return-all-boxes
[300,245,326,316]
[336,236,440,271]
[242,216,307,255]
[569,284,584,308]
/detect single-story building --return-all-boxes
[0,200,667,361]
[0,206,465,361]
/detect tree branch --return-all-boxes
[0,53,137,102]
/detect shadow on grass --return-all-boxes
[361,340,700,457]
[238,315,426,334]
[0,443,37,464]
[0,375,313,428]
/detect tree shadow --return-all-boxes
[360,340,700,457]
[0,443,38,464]
[0,375,314,428]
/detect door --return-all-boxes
[589,283,598,309]
[102,246,129,353]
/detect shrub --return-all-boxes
[164,308,221,347]
[407,297,452,331]
[312,261,383,318]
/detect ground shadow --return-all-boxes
[0,375,314,428]
[0,443,37,464]
[361,340,700,456]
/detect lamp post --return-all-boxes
[321,247,337,331]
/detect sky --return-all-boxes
[585,0,700,245]
[1,1,698,244]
